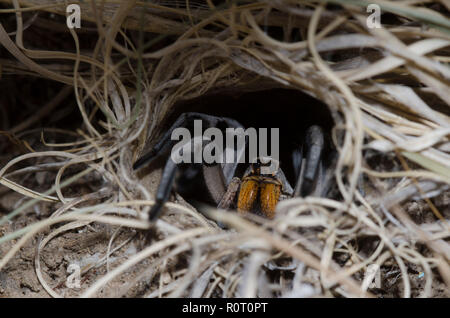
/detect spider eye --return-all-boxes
[251,161,261,174]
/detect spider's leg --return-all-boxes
[148,158,177,221]
[149,134,207,221]
[220,118,248,186]
[275,168,294,196]
[133,113,196,170]
[201,117,247,206]
[211,176,240,229]
[292,147,303,186]
[134,111,246,222]
[293,147,305,197]
[202,164,227,205]
[198,114,245,204]
[217,177,241,210]
[133,112,245,170]
[302,125,325,196]
[295,125,325,197]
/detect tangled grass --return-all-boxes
[0,0,449,298]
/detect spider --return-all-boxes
[133,112,334,222]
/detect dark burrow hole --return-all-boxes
[156,88,336,204]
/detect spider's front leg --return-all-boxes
[147,158,178,221]
[133,112,245,222]
[133,112,243,170]
[217,177,241,210]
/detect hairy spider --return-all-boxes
[133,112,334,222]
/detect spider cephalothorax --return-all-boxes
[134,112,334,222]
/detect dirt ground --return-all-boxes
[1,174,449,298]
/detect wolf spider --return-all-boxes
[134,112,334,222]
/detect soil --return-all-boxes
[1,168,449,297]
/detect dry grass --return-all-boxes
[0,0,449,298]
